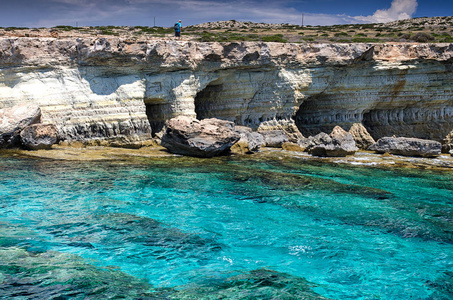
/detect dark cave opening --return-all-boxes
[145,102,170,137]
[194,82,224,120]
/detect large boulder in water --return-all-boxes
[20,123,58,150]
[161,116,240,157]
[368,137,441,158]
[0,103,41,148]
[303,126,358,157]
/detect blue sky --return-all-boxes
[0,0,451,28]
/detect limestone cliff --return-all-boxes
[1,37,452,144]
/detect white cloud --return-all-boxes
[353,0,418,23]
[23,0,419,28]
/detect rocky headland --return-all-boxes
[0,35,452,160]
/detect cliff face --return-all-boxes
[0,37,452,143]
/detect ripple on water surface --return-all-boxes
[0,154,452,299]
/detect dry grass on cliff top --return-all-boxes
[1,16,452,44]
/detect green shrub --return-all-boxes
[261,34,287,43]
[412,32,435,42]
[351,37,381,43]
[197,31,216,42]
[53,25,75,31]
[5,27,28,31]
[334,32,349,37]
[440,36,453,42]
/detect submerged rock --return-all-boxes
[0,104,41,148]
[20,123,58,150]
[349,123,375,149]
[161,116,240,157]
[369,137,442,158]
[0,247,157,299]
[305,126,358,157]
[172,268,331,300]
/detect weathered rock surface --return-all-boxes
[20,123,58,150]
[0,38,452,145]
[161,116,240,157]
[0,103,41,148]
[282,142,305,152]
[257,120,303,143]
[349,123,375,150]
[442,130,453,153]
[231,126,264,154]
[259,130,289,148]
[369,137,442,157]
[307,126,359,157]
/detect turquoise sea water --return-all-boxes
[0,153,452,299]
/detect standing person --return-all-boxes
[174,20,182,40]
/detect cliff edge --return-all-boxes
[1,37,452,144]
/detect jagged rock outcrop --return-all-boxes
[349,123,375,150]
[257,120,303,143]
[231,126,264,154]
[0,103,41,148]
[20,123,58,150]
[442,130,453,153]
[369,137,442,157]
[259,130,289,148]
[306,126,358,157]
[1,38,452,146]
[161,116,240,157]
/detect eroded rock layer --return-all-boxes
[0,38,452,143]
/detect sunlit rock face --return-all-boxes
[0,38,452,143]
[294,58,453,140]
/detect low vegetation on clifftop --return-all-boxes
[1,16,452,43]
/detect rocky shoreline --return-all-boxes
[1,101,452,169]
[0,38,452,166]
[2,144,452,171]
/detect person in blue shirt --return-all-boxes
[174,20,182,40]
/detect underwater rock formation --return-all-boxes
[0,38,452,145]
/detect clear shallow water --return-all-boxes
[0,154,452,299]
